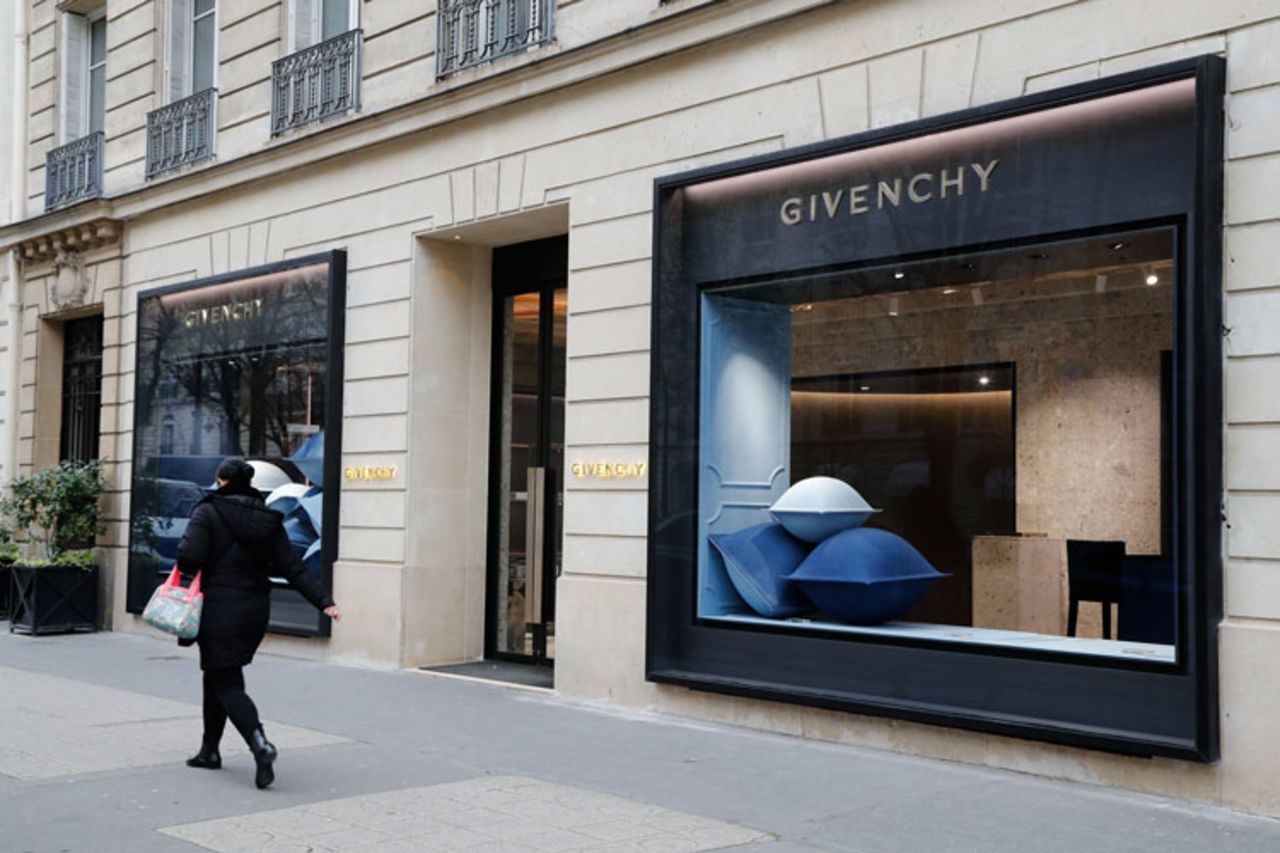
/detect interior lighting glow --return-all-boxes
[1146,273,1159,285]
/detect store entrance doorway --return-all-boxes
[485,237,567,666]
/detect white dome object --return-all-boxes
[265,482,311,512]
[769,476,880,543]
[247,460,295,493]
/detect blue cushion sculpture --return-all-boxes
[785,527,948,624]
[709,523,812,618]
[769,476,880,543]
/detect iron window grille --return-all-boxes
[437,0,555,79]
[45,132,104,212]
[60,315,104,463]
[271,28,362,136]
[145,88,217,178]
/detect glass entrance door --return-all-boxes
[487,238,567,663]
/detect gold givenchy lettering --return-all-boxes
[344,465,398,482]
[183,297,266,328]
[571,461,647,480]
[780,160,1000,226]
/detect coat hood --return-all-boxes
[206,493,283,543]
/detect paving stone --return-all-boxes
[0,664,346,780]
[159,775,771,852]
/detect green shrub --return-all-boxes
[0,459,107,564]
[10,548,96,570]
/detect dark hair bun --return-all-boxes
[216,457,255,488]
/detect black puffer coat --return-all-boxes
[176,490,333,671]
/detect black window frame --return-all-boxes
[125,251,347,639]
[646,56,1224,761]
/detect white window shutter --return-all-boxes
[167,0,194,101]
[59,13,89,141]
[291,0,321,52]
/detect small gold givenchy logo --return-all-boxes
[780,160,999,226]
[345,465,398,482]
[571,461,646,479]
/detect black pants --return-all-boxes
[202,666,262,747]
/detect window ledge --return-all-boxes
[705,613,1177,663]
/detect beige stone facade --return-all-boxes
[2,0,1279,820]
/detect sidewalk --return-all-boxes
[2,626,1278,853]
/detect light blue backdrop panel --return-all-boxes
[699,294,792,617]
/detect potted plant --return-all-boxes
[1,460,107,635]
[0,524,16,620]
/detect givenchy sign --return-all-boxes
[780,159,1000,226]
[345,465,398,482]
[571,461,647,480]
[183,297,266,328]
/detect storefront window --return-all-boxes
[698,227,1175,662]
[127,254,345,636]
[648,59,1224,760]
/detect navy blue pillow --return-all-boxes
[786,527,948,624]
[709,523,812,618]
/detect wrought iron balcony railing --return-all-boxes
[45,132,104,212]
[437,0,555,79]
[272,29,362,136]
[146,88,218,178]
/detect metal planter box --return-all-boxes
[8,563,99,635]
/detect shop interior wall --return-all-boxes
[791,271,1170,630]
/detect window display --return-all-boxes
[697,228,1175,662]
[127,253,345,636]
[647,58,1224,759]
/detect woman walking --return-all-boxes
[176,457,342,789]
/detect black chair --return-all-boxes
[1066,540,1126,639]
[1118,555,1176,645]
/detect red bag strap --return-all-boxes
[169,566,202,597]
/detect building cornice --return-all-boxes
[16,215,122,266]
[0,0,834,251]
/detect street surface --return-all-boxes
[2,626,1278,852]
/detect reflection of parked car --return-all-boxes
[146,478,206,561]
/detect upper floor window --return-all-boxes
[59,6,107,142]
[290,0,358,51]
[166,0,218,101]
[192,0,217,93]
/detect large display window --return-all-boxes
[648,59,1223,759]
[126,253,346,637]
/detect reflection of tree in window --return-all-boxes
[161,415,176,455]
[136,267,329,459]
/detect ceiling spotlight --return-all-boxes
[860,385,871,392]
[942,288,957,295]
[1028,252,1048,261]
[453,234,462,240]
[1145,273,1159,286]
[1111,241,1126,251]
[978,376,991,386]
[893,271,905,280]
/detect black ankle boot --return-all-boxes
[248,726,277,789]
[186,741,222,769]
